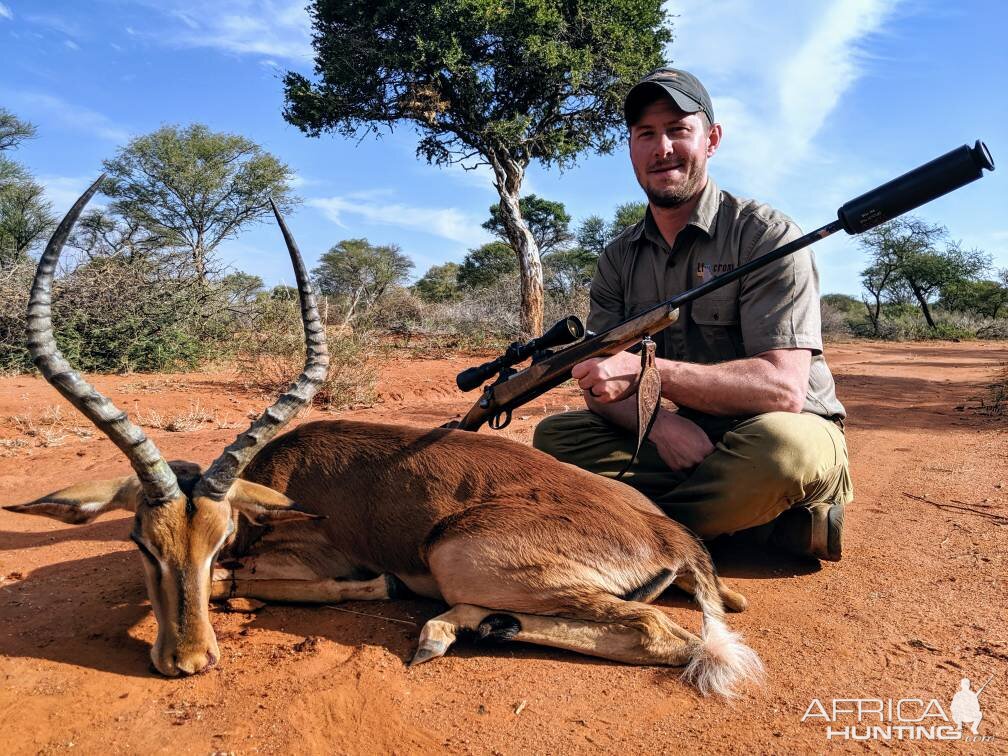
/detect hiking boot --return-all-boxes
[769,501,845,562]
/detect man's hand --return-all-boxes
[649,411,715,471]
[572,351,641,403]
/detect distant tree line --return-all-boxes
[412,196,646,305]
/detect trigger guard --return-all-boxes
[489,409,512,430]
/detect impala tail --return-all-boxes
[681,552,764,698]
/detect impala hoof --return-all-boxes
[409,639,449,666]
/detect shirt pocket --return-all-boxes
[690,296,739,326]
[689,296,741,362]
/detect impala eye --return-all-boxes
[130,532,161,576]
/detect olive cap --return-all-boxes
[624,67,714,127]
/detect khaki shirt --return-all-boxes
[589,178,845,419]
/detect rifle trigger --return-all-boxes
[490,409,512,430]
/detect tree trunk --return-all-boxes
[193,230,207,283]
[909,283,937,330]
[486,150,544,338]
[342,285,365,330]
[862,294,881,336]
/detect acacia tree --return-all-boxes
[457,241,517,290]
[68,209,170,263]
[283,0,670,336]
[483,194,573,256]
[859,217,989,330]
[0,109,55,267]
[102,124,297,282]
[413,261,461,302]
[314,238,414,327]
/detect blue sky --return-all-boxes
[1,0,1005,295]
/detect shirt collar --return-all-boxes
[630,176,721,246]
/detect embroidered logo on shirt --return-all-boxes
[696,261,735,280]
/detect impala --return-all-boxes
[6,179,761,697]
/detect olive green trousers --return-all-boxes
[531,410,853,540]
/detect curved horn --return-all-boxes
[195,200,329,500]
[26,175,181,505]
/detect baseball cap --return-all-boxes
[624,67,714,127]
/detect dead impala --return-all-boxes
[6,179,762,697]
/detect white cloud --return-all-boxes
[308,193,491,247]
[64,39,80,51]
[4,91,130,143]
[24,13,80,37]
[0,3,13,21]
[663,0,898,196]
[124,0,312,62]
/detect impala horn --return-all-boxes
[194,199,329,500]
[25,175,181,505]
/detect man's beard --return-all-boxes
[642,163,704,208]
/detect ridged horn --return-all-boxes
[26,175,181,505]
[195,199,329,500]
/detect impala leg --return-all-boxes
[211,566,400,604]
[410,598,699,667]
[673,571,749,612]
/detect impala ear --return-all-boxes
[223,479,323,526]
[4,476,142,524]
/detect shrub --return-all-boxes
[234,290,377,410]
[1,253,229,374]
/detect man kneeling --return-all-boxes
[532,67,852,561]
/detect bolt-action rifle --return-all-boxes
[449,140,995,439]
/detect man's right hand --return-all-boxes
[648,411,715,472]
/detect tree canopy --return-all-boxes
[859,216,991,331]
[457,241,518,290]
[413,261,461,303]
[0,109,54,268]
[283,0,670,336]
[314,238,414,326]
[102,124,297,281]
[483,194,573,255]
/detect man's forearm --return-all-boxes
[657,355,806,416]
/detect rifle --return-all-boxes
[449,140,995,433]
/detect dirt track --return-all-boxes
[1,341,1006,754]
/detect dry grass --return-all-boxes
[233,293,379,411]
[135,401,221,432]
[5,405,94,449]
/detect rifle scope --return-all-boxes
[456,316,584,392]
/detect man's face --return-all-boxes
[629,97,720,208]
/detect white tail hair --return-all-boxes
[682,615,764,698]
[681,565,764,698]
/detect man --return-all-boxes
[532,67,852,561]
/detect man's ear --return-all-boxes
[224,479,323,526]
[4,476,142,524]
[706,121,722,157]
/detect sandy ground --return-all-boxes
[1,341,1006,755]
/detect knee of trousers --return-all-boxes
[532,410,605,461]
[728,412,847,500]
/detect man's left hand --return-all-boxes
[572,351,641,403]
